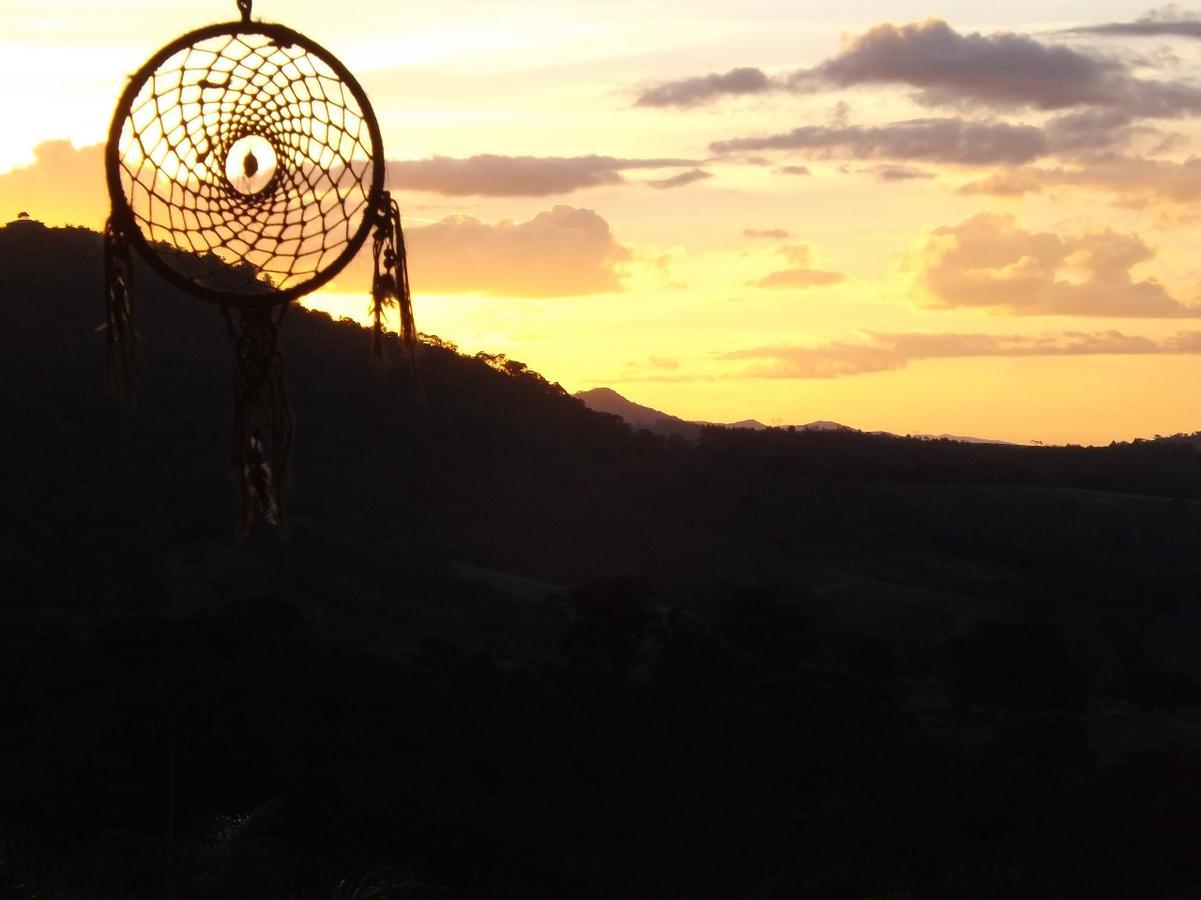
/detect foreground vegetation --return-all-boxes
[4,225,1201,898]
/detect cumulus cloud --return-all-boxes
[401,205,629,297]
[385,155,697,196]
[711,118,1048,166]
[645,168,712,189]
[0,141,106,229]
[906,212,1199,317]
[717,329,1201,378]
[635,67,771,107]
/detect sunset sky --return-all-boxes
[6,0,1201,443]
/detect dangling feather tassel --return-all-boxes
[103,215,137,404]
[370,191,417,366]
[223,303,293,539]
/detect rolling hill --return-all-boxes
[6,220,1201,900]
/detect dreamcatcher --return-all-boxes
[104,0,414,536]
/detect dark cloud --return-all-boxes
[386,155,697,197]
[909,213,1199,317]
[775,165,812,176]
[1044,109,1144,153]
[872,164,935,181]
[635,18,1201,120]
[749,268,846,288]
[635,67,772,108]
[743,228,792,239]
[711,118,1048,166]
[792,19,1129,110]
[645,168,712,189]
[718,329,1201,378]
[1063,7,1201,39]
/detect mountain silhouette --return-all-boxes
[576,386,1015,444]
[9,221,1201,899]
[575,386,846,437]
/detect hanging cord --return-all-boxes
[236,0,252,23]
[103,215,138,405]
[222,302,293,539]
[370,191,418,368]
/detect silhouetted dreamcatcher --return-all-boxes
[104,0,414,535]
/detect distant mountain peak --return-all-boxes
[573,387,857,438]
[574,387,697,437]
[574,387,1009,443]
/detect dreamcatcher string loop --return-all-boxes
[222,302,293,537]
[371,190,417,364]
[103,215,137,405]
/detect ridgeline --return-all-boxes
[4,222,1201,899]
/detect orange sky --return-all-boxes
[4,0,1201,444]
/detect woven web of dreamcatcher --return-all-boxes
[113,30,376,297]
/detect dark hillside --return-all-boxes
[5,223,1201,898]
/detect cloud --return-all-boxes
[401,205,629,297]
[711,118,1049,166]
[718,329,1201,378]
[386,155,697,196]
[0,141,106,229]
[645,168,713,189]
[746,242,846,288]
[957,170,1044,196]
[958,155,1201,203]
[906,212,1199,317]
[635,18,1201,119]
[1063,6,1201,39]
[743,228,792,239]
[635,67,771,107]
[871,164,935,181]
[749,269,846,288]
[792,19,1132,110]
[1044,109,1145,153]
[775,165,812,176]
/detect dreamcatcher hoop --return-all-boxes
[105,18,385,304]
[104,0,415,536]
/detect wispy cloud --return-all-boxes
[386,155,697,196]
[1061,6,1201,39]
[717,329,1201,378]
[748,269,846,289]
[712,119,1048,166]
[635,67,771,108]
[959,155,1201,204]
[645,168,712,189]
